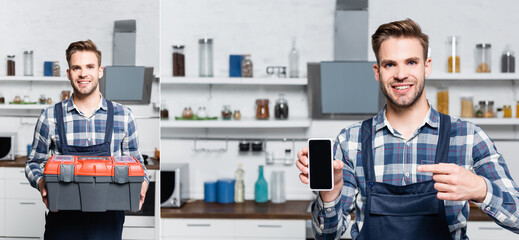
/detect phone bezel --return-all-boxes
[307,138,334,191]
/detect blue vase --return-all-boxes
[255,165,268,203]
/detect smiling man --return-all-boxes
[25,40,149,240]
[296,19,519,239]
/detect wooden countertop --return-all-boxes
[161,200,312,220]
[0,156,160,170]
[161,200,492,221]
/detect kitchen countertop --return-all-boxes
[161,200,492,221]
[0,156,160,170]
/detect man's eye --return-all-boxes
[88,66,94,69]
[385,63,394,68]
[409,61,416,65]
[73,67,79,70]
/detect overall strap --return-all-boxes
[361,118,375,182]
[104,100,114,143]
[435,113,452,164]
[54,102,68,147]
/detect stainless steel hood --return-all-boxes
[334,0,369,61]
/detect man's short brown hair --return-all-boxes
[65,39,102,67]
[371,18,429,64]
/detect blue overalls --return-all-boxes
[44,100,125,240]
[356,113,453,240]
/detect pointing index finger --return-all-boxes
[417,163,453,174]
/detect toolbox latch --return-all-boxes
[114,165,129,184]
[59,164,75,182]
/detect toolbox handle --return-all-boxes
[113,165,129,184]
[59,164,75,182]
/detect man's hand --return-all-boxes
[139,180,149,211]
[38,178,49,209]
[417,163,487,203]
[296,146,344,202]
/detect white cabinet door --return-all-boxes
[467,221,519,240]
[4,199,46,238]
[0,198,5,237]
[4,167,27,180]
[122,227,155,240]
[162,218,234,238]
[234,219,305,239]
[4,179,40,199]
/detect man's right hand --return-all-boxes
[296,146,344,202]
[38,178,49,209]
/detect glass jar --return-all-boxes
[437,86,449,115]
[504,105,512,118]
[160,104,169,120]
[496,108,504,118]
[199,38,213,77]
[460,96,473,118]
[7,55,15,76]
[501,46,515,73]
[256,99,270,120]
[197,107,207,119]
[479,101,495,118]
[221,105,232,120]
[39,94,46,104]
[241,55,253,78]
[61,90,71,101]
[13,95,21,104]
[23,95,30,103]
[233,110,241,120]
[447,36,460,73]
[172,45,185,76]
[0,91,5,104]
[24,50,34,76]
[274,93,289,119]
[53,61,61,76]
[476,43,491,73]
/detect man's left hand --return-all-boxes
[418,163,487,203]
[139,180,149,210]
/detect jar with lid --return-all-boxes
[233,110,241,120]
[274,93,289,119]
[197,107,207,119]
[39,94,46,104]
[172,45,185,76]
[501,46,515,73]
[61,90,71,101]
[460,96,473,118]
[13,95,21,104]
[199,38,213,77]
[437,86,449,115]
[46,98,53,104]
[160,104,169,120]
[504,105,512,118]
[241,55,253,78]
[479,101,494,118]
[447,36,460,73]
[256,99,270,120]
[24,50,34,76]
[496,108,504,118]
[0,91,5,104]
[182,107,194,119]
[7,55,15,76]
[23,95,30,103]
[221,105,232,120]
[476,44,491,73]
[53,61,61,76]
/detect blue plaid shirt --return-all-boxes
[312,106,519,240]
[25,96,149,190]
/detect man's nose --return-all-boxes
[394,66,408,81]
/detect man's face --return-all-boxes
[67,51,103,98]
[373,37,431,109]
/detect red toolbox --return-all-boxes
[43,155,145,212]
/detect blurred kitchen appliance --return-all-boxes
[307,61,384,119]
[334,0,368,61]
[113,20,136,66]
[0,132,16,160]
[161,163,189,208]
[100,66,154,104]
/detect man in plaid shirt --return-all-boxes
[25,40,149,239]
[296,19,519,240]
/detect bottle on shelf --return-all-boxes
[254,165,268,203]
[235,163,245,203]
[289,37,299,78]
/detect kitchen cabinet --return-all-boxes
[161,76,307,85]
[162,218,305,240]
[466,221,519,240]
[1,167,45,238]
[122,216,156,240]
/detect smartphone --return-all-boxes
[307,138,334,191]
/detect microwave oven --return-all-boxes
[0,132,17,160]
[161,163,189,208]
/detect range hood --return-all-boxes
[334,0,369,61]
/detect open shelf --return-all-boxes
[160,118,311,128]
[0,76,68,82]
[0,104,50,110]
[161,76,307,85]
[461,118,519,125]
[428,73,519,81]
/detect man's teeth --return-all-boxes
[395,86,410,90]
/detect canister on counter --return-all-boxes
[204,181,217,202]
[460,96,473,118]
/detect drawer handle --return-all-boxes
[479,227,503,230]
[20,202,36,205]
[19,182,30,185]
[187,224,211,227]
[258,225,282,228]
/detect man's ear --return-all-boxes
[424,57,432,78]
[98,66,104,79]
[373,63,380,82]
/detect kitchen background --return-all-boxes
[161,0,519,202]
